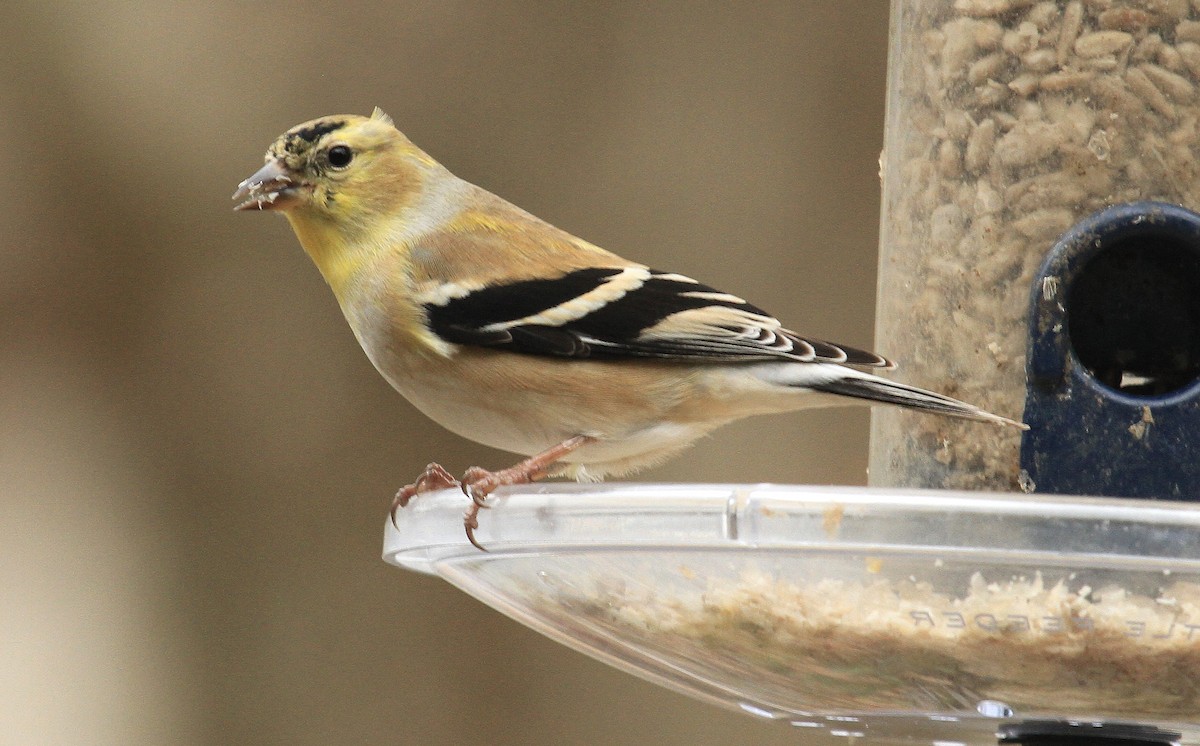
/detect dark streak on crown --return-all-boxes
[291,119,346,144]
[277,119,347,157]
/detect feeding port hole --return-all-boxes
[1062,208,1200,397]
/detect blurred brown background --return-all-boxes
[2,3,888,744]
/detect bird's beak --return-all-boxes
[232,159,302,211]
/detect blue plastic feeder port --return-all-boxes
[1021,201,1200,500]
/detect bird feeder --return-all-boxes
[385,2,1200,744]
[871,0,1200,494]
[867,0,1200,741]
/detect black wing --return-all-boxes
[423,266,890,366]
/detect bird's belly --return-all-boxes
[363,339,716,473]
[400,386,704,473]
[393,380,570,457]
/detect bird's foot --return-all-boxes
[459,462,547,552]
[404,435,595,551]
[390,462,459,528]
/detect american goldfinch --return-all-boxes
[234,109,1025,547]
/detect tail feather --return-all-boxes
[810,375,1028,430]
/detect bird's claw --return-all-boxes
[460,475,495,551]
[463,504,487,552]
[461,468,497,508]
[390,462,459,529]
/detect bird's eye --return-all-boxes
[327,145,353,169]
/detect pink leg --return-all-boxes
[461,435,595,550]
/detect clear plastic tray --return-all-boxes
[382,484,1200,744]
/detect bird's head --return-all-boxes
[233,108,432,226]
[234,108,444,291]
